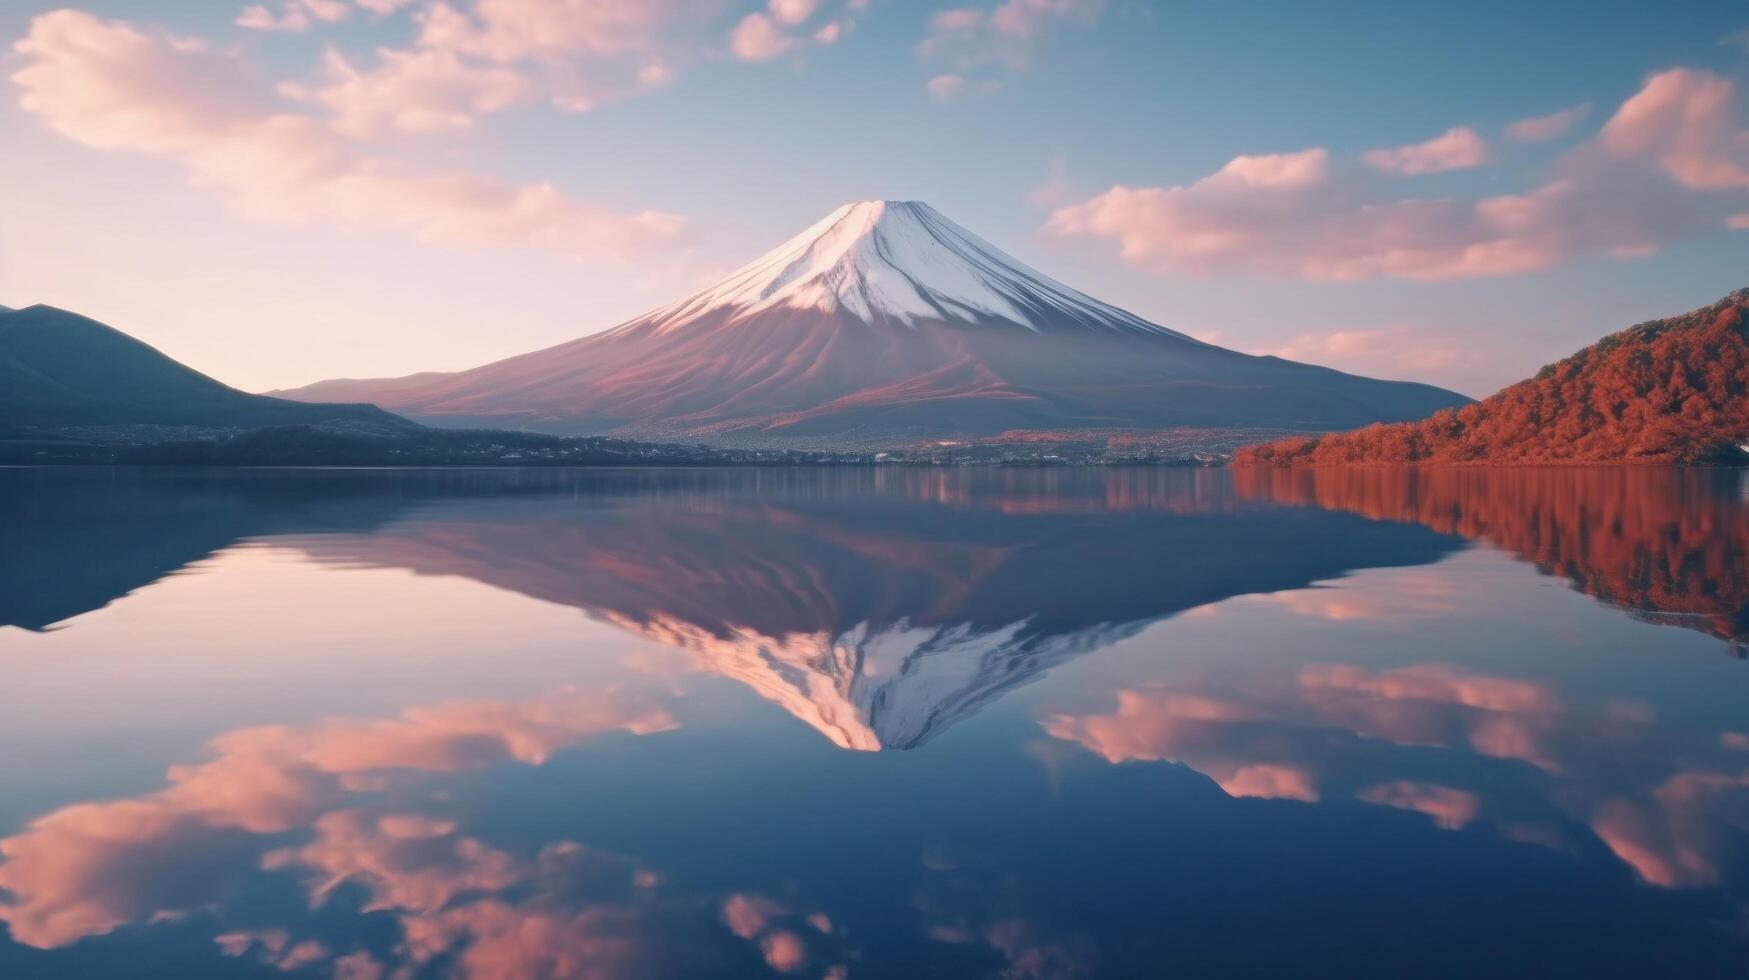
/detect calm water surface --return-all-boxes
[1,466,1746,978]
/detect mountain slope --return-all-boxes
[0,305,412,432]
[279,201,1469,445]
[1236,289,1749,465]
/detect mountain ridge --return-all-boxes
[276,200,1470,446]
[1236,288,1749,465]
[0,304,413,433]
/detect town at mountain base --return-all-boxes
[1236,289,1749,466]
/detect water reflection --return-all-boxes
[279,469,1459,750]
[0,684,858,977]
[2,467,1747,977]
[1045,661,1749,895]
[1,468,1463,749]
[1236,466,1749,651]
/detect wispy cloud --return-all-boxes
[1507,103,1590,142]
[1265,327,1460,377]
[927,73,966,101]
[917,0,1103,97]
[1362,126,1488,175]
[237,0,350,33]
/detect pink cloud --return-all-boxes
[265,809,524,912]
[414,0,688,63]
[931,8,986,32]
[1601,67,1749,189]
[215,930,332,972]
[730,12,799,62]
[727,2,861,64]
[720,892,784,939]
[988,0,1105,40]
[1043,664,1567,808]
[1508,103,1591,142]
[1045,172,1563,282]
[1219,764,1319,802]
[11,11,686,258]
[1253,570,1461,620]
[1048,68,1749,282]
[917,0,1104,94]
[238,0,351,33]
[760,930,810,972]
[0,681,866,978]
[316,0,698,120]
[280,44,533,136]
[928,73,967,101]
[255,0,863,137]
[717,892,845,975]
[1357,781,1480,830]
[1043,657,1749,894]
[0,685,673,948]
[1215,148,1331,188]
[1298,663,1559,715]
[769,0,822,27]
[1363,126,1488,175]
[1591,770,1749,888]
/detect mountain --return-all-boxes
[0,304,412,433]
[277,201,1469,446]
[1237,289,1749,465]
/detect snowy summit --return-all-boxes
[644,200,1186,336]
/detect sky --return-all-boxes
[2,0,1748,397]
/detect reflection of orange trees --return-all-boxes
[1234,466,1749,646]
[1237,291,1749,464]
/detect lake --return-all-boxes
[1,465,1745,978]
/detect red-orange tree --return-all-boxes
[1237,289,1749,465]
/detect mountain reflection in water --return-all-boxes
[282,469,1460,749]
[1,466,1746,978]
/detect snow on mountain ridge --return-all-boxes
[637,200,1193,338]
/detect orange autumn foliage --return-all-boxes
[1237,289,1749,466]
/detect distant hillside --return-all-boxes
[0,305,411,433]
[1237,289,1749,466]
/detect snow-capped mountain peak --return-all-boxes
[276,199,1472,443]
[641,200,1190,337]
